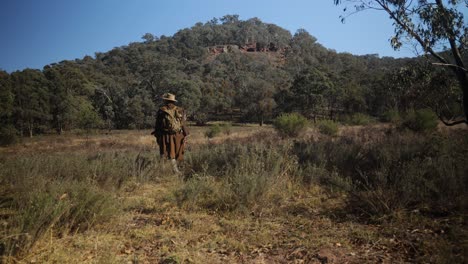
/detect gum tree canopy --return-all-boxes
[333,0,468,125]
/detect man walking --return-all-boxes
[152,93,189,174]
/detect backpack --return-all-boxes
[161,106,183,134]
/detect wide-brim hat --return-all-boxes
[161,93,177,102]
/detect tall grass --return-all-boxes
[175,128,467,217]
[293,132,468,216]
[341,113,375,126]
[0,150,162,259]
[175,140,297,212]
[316,119,339,136]
[2,127,466,261]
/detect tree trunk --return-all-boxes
[455,69,468,124]
[28,121,33,138]
[436,0,468,125]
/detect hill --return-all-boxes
[0,15,460,138]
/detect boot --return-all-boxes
[170,159,181,174]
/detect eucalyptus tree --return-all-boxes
[0,70,13,124]
[11,69,50,137]
[333,0,468,125]
[290,68,335,119]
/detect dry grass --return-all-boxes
[1,123,466,263]
[0,124,273,155]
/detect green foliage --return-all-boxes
[0,125,18,146]
[0,150,163,257]
[220,122,232,135]
[381,109,401,123]
[76,100,103,130]
[334,0,467,123]
[341,113,374,126]
[402,109,438,132]
[288,68,334,116]
[273,113,309,138]
[0,70,14,120]
[316,120,338,136]
[205,124,222,138]
[2,181,116,256]
[293,132,468,216]
[193,112,208,126]
[175,140,294,211]
[11,69,51,137]
[1,14,463,136]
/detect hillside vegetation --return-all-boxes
[0,15,464,141]
[1,14,467,263]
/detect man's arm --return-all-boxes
[152,110,163,137]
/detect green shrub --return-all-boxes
[316,120,338,136]
[273,113,309,138]
[193,112,208,126]
[220,122,232,135]
[176,140,296,211]
[205,124,222,138]
[342,113,374,125]
[0,125,18,146]
[293,133,468,217]
[402,108,438,132]
[0,177,117,256]
[381,109,401,123]
[0,150,162,258]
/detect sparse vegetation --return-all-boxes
[176,140,294,212]
[220,122,232,135]
[341,113,374,126]
[402,108,439,132]
[273,112,309,137]
[1,125,466,263]
[316,119,339,136]
[293,131,468,217]
[204,124,222,138]
[381,109,401,124]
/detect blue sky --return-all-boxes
[1,0,433,72]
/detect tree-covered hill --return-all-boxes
[0,15,461,139]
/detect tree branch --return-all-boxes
[374,0,449,64]
[432,63,468,72]
[438,116,467,126]
[436,106,467,126]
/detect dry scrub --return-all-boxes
[0,124,466,263]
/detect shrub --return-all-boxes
[402,108,438,132]
[273,113,308,138]
[0,150,162,258]
[292,133,468,217]
[205,124,222,138]
[176,140,296,211]
[0,172,117,257]
[0,125,18,146]
[220,122,232,135]
[316,120,338,136]
[381,109,401,123]
[342,113,374,126]
[193,112,208,126]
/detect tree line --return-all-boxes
[0,15,464,139]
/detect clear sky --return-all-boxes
[0,0,439,73]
